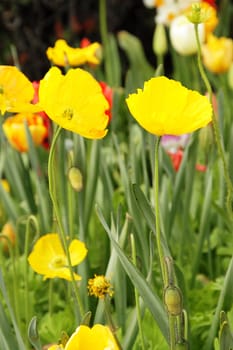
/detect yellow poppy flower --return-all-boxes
[2,113,48,152]
[46,39,101,66]
[202,34,233,74]
[0,65,42,115]
[64,325,119,350]
[126,76,212,136]
[39,67,109,139]
[28,233,88,281]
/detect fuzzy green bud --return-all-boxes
[68,167,83,192]
[186,2,211,24]
[164,286,182,316]
[153,23,168,56]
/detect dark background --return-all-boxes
[0,0,156,80]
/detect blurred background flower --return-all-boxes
[2,112,48,152]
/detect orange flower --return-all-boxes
[201,2,218,36]
[2,113,48,152]
[202,34,233,73]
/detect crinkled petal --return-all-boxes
[126,76,212,136]
[65,325,119,350]
[39,67,109,139]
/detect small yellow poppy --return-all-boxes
[0,65,42,115]
[126,76,212,136]
[46,39,101,67]
[39,67,109,139]
[28,233,88,281]
[64,325,119,350]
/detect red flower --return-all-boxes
[32,81,51,149]
[168,150,183,172]
[168,149,207,172]
[99,81,113,122]
[202,0,217,9]
[80,37,91,48]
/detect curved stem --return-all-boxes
[48,126,85,318]
[130,233,146,350]
[194,24,233,219]
[154,136,166,284]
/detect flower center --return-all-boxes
[62,108,73,120]
[51,255,66,269]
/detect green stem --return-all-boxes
[104,296,123,350]
[169,316,177,350]
[130,234,146,350]
[24,216,39,347]
[48,280,53,316]
[194,23,233,219]
[48,126,84,318]
[154,136,166,284]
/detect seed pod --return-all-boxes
[68,167,83,192]
[164,286,182,316]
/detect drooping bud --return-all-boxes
[68,167,83,192]
[164,286,183,316]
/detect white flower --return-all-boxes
[154,0,200,26]
[142,0,156,8]
[169,15,205,55]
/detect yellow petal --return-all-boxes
[69,239,88,266]
[126,76,212,136]
[65,325,119,350]
[39,67,109,139]
[28,233,87,281]
[46,39,101,66]
[0,65,41,114]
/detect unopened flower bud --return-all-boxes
[164,286,182,316]
[153,23,168,56]
[68,167,83,192]
[186,2,211,24]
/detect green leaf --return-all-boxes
[205,257,233,350]
[0,269,26,350]
[118,30,154,94]
[219,311,233,350]
[96,205,169,343]
[28,317,42,350]
[131,183,170,256]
